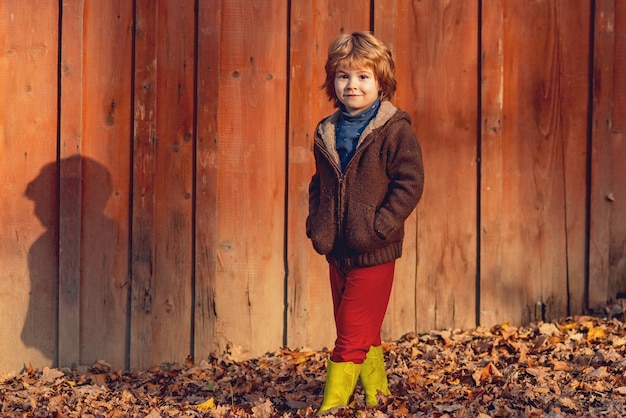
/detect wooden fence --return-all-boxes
[1,0,624,373]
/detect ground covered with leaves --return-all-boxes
[2,316,626,417]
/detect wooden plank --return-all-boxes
[286,0,370,350]
[590,0,626,310]
[214,0,287,357]
[132,0,196,368]
[0,1,60,372]
[609,2,626,302]
[481,0,590,326]
[378,0,479,333]
[131,0,158,369]
[194,0,221,361]
[58,0,84,369]
[588,0,613,312]
[480,0,505,326]
[151,0,195,365]
[556,1,591,316]
[79,0,133,369]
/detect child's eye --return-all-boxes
[359,74,369,79]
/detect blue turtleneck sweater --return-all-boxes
[336,99,380,172]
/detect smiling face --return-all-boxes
[334,65,380,115]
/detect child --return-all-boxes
[306,31,424,412]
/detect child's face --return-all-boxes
[334,64,379,115]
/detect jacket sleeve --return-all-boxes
[374,120,424,239]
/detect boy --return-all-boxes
[306,31,424,412]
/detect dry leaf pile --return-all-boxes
[2,315,626,417]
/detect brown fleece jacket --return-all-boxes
[306,100,424,267]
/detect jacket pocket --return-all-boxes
[344,200,384,252]
[307,211,335,255]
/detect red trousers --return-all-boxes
[329,261,395,364]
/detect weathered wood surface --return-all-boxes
[480,0,590,326]
[384,0,480,333]
[212,1,287,360]
[58,0,84,369]
[131,0,158,369]
[193,0,221,364]
[1,0,625,373]
[0,1,60,371]
[131,0,196,369]
[55,0,133,371]
[590,0,626,311]
[78,1,133,369]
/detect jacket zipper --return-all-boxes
[315,132,376,242]
[314,139,345,239]
[337,172,344,239]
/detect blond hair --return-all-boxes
[322,31,397,108]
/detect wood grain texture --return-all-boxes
[0,0,60,372]
[150,0,195,365]
[132,0,197,368]
[394,0,479,332]
[214,1,287,357]
[590,0,626,310]
[481,0,589,326]
[556,1,591,316]
[194,0,221,361]
[58,0,84,369]
[609,1,626,303]
[79,0,133,369]
[131,0,158,369]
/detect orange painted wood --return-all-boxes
[133,0,197,367]
[150,0,195,365]
[381,0,479,332]
[194,0,221,361]
[132,0,196,369]
[214,1,287,357]
[58,0,85,369]
[79,1,133,369]
[131,0,159,369]
[588,0,613,310]
[555,1,592,315]
[286,0,369,350]
[609,2,626,301]
[0,1,60,372]
[481,0,590,326]
[480,0,505,326]
[590,0,626,310]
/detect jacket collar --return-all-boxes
[318,101,398,168]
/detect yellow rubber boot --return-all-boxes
[318,360,361,413]
[359,345,391,406]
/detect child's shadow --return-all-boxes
[22,155,119,366]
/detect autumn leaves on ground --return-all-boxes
[2,316,626,417]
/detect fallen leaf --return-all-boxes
[551,360,572,371]
[473,362,502,385]
[539,322,561,336]
[587,327,607,341]
[196,397,215,412]
[41,367,65,383]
